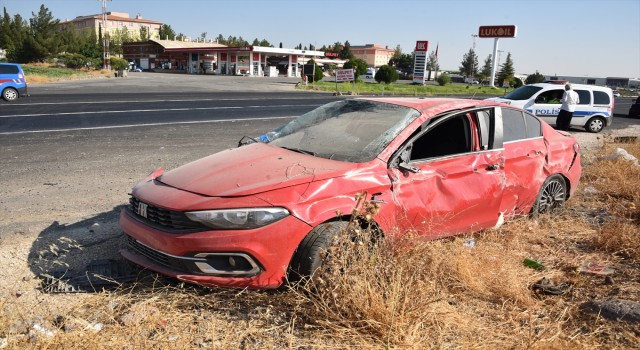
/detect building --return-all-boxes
[59,12,163,41]
[350,44,395,67]
[0,48,6,60]
[123,39,326,77]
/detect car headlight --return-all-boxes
[185,208,290,230]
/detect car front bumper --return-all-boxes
[119,207,312,289]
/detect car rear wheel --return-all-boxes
[532,175,567,215]
[2,87,18,102]
[584,117,605,133]
[288,221,349,283]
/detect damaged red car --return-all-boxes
[120,98,581,289]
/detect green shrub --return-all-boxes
[110,57,129,71]
[513,77,524,88]
[436,72,451,86]
[374,65,399,84]
[59,53,90,69]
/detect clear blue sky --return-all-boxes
[2,0,639,78]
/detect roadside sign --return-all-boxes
[413,40,429,84]
[336,69,354,82]
[479,25,517,38]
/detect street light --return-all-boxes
[471,34,478,82]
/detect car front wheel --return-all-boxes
[2,87,18,102]
[585,117,605,133]
[532,175,567,215]
[288,221,349,283]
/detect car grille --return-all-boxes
[129,196,208,232]
[126,235,192,272]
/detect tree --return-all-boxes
[279,42,282,48]
[481,55,492,83]
[24,5,60,62]
[436,72,451,86]
[303,59,324,82]
[110,56,128,70]
[459,48,478,78]
[139,25,149,41]
[343,57,367,80]
[525,71,545,84]
[389,53,413,76]
[374,65,399,84]
[158,24,176,40]
[496,52,515,87]
[426,51,439,81]
[339,40,352,59]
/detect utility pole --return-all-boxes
[100,0,112,70]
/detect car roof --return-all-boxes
[527,83,612,92]
[357,97,502,115]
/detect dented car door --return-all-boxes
[388,109,505,238]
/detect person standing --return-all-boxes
[556,83,580,131]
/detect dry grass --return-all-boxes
[1,141,638,349]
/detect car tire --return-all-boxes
[532,174,567,215]
[2,87,18,102]
[288,221,349,283]
[584,117,605,133]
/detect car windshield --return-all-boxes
[504,85,544,100]
[268,99,420,162]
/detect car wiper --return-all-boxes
[238,136,258,147]
[281,146,317,156]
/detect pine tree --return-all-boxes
[497,52,515,86]
[459,48,478,78]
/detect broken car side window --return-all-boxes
[409,113,472,161]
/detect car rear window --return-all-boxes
[593,91,611,105]
[502,108,527,142]
[0,65,19,74]
[575,90,591,105]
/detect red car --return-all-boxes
[120,98,581,289]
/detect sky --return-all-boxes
[2,0,639,78]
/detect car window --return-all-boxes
[575,90,591,105]
[535,89,563,104]
[0,65,19,74]
[409,113,472,160]
[502,108,527,142]
[593,91,611,105]
[523,111,542,138]
[269,99,420,162]
[504,85,543,100]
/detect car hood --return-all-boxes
[157,143,358,197]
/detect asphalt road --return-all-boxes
[2,74,636,135]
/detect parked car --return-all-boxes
[629,96,640,118]
[612,90,621,98]
[487,83,614,133]
[120,98,582,289]
[0,62,28,102]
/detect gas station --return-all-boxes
[123,39,329,77]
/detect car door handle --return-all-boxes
[486,164,499,171]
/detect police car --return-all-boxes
[487,83,614,133]
[0,63,28,102]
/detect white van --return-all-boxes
[486,83,614,133]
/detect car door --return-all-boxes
[530,88,564,126]
[387,108,505,239]
[499,108,547,216]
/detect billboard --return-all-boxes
[336,69,354,82]
[479,25,517,38]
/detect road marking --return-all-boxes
[3,97,322,107]
[0,116,296,135]
[0,104,320,118]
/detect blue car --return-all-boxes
[0,63,28,102]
